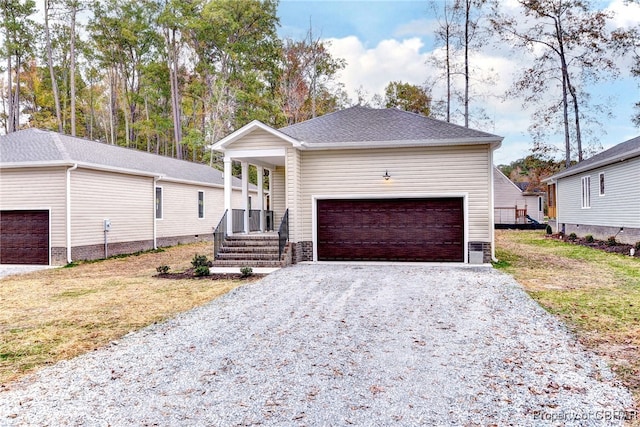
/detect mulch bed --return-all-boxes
[547,233,639,257]
[155,268,265,281]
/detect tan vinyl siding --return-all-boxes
[70,168,153,246]
[299,145,492,242]
[156,181,229,238]
[228,128,293,150]
[0,167,67,247]
[286,148,303,241]
[557,157,640,228]
[272,166,286,224]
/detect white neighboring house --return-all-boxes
[544,135,640,244]
[493,167,544,225]
[0,129,255,265]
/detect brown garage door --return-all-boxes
[0,210,50,265]
[317,198,464,262]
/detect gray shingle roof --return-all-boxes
[278,106,502,144]
[0,129,240,187]
[545,135,640,181]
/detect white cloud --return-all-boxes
[607,0,640,28]
[325,36,432,101]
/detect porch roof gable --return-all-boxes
[211,120,303,151]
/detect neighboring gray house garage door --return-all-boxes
[316,198,464,262]
[0,210,49,265]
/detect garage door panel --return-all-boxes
[0,210,49,265]
[317,198,464,262]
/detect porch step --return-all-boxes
[211,260,285,268]
[213,233,285,268]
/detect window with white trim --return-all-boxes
[599,172,605,196]
[155,187,163,219]
[198,191,205,219]
[581,176,591,208]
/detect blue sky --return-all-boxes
[276,0,640,165]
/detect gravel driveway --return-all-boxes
[0,264,633,426]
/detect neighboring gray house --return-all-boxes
[493,167,544,225]
[544,136,640,244]
[213,106,503,263]
[0,129,252,265]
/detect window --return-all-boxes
[198,191,205,219]
[581,176,591,208]
[155,187,163,219]
[599,172,605,196]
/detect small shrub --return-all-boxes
[156,265,170,274]
[606,236,617,247]
[635,242,640,251]
[240,266,253,278]
[585,234,595,243]
[545,225,553,235]
[194,265,210,277]
[568,233,577,241]
[191,254,212,269]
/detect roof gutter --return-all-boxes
[66,163,78,264]
[297,137,503,150]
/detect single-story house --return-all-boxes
[544,135,640,244]
[212,106,503,264]
[493,167,544,225]
[0,129,254,265]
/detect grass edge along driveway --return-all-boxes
[494,230,640,415]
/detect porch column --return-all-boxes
[224,157,233,233]
[256,165,264,232]
[241,161,249,233]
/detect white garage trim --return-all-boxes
[311,193,469,263]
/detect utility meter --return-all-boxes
[104,219,112,232]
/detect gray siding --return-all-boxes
[557,157,640,228]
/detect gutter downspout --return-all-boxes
[66,163,78,263]
[153,176,161,250]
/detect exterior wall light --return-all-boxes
[383,170,391,180]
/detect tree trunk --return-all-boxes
[7,53,14,133]
[555,16,575,167]
[166,27,182,159]
[70,2,76,136]
[464,0,470,128]
[44,0,62,133]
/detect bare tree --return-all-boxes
[491,0,617,167]
[44,0,62,132]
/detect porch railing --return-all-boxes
[249,210,260,232]
[213,210,228,259]
[232,209,244,233]
[278,209,289,259]
[232,209,275,233]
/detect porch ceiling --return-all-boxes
[228,155,284,168]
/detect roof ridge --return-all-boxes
[51,132,72,162]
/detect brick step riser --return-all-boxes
[224,236,279,242]
[212,261,284,268]
[216,254,281,261]
[219,247,279,254]
[222,242,279,248]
